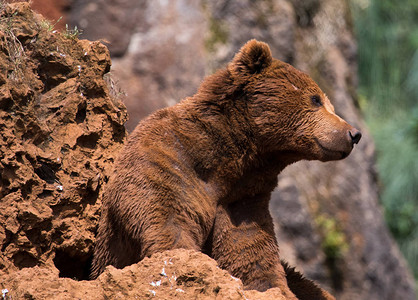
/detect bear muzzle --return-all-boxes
[314,125,362,161]
[349,128,362,145]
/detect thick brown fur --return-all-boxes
[91,40,360,299]
[282,261,336,300]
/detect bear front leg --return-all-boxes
[211,196,297,299]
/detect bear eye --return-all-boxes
[311,95,322,107]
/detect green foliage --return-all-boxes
[375,112,418,278]
[316,215,348,260]
[353,0,418,113]
[204,16,228,53]
[40,16,62,32]
[370,113,418,235]
[351,0,418,278]
[63,24,82,40]
[201,0,228,53]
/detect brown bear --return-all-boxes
[91,40,361,299]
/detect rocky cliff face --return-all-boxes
[1,1,416,299]
[0,0,127,285]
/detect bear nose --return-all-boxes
[349,129,362,145]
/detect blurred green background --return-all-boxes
[352,0,418,280]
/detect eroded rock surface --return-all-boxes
[0,2,127,280]
[2,249,289,300]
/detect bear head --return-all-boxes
[228,39,361,162]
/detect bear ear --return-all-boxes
[229,39,273,77]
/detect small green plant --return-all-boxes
[40,16,62,32]
[316,214,349,259]
[63,24,82,40]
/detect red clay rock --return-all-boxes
[2,249,290,300]
[0,2,126,279]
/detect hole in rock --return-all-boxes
[20,180,33,199]
[1,178,10,189]
[12,251,38,269]
[111,122,126,143]
[53,249,93,281]
[76,132,99,149]
[1,230,13,252]
[0,97,13,111]
[75,101,87,123]
[34,161,57,184]
[38,189,53,199]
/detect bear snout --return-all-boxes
[349,129,362,145]
[314,124,361,161]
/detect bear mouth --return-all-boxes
[314,138,350,159]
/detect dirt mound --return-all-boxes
[2,249,290,300]
[0,2,126,280]
[3,250,296,300]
